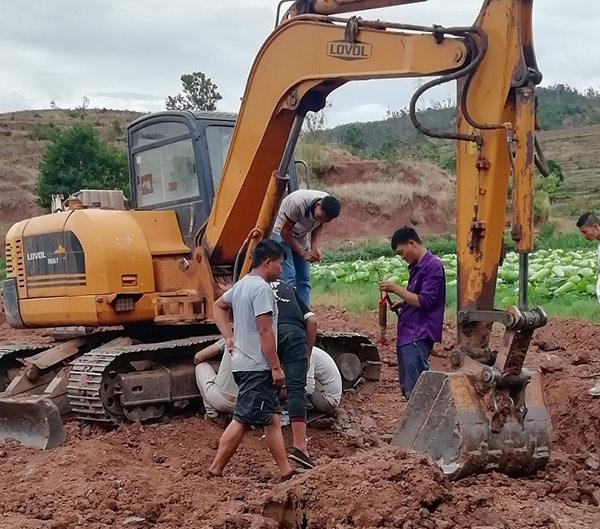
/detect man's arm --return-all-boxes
[309,225,324,262]
[213,297,234,352]
[194,341,224,365]
[379,281,421,308]
[305,316,317,359]
[379,264,445,311]
[296,291,317,357]
[281,219,309,258]
[256,313,285,385]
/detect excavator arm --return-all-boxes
[201,10,468,264]
[202,0,550,479]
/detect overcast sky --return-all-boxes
[2,0,599,127]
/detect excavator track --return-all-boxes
[67,335,220,423]
[0,343,52,391]
[67,331,381,424]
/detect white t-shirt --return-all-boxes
[212,339,239,398]
[222,274,278,372]
[305,346,342,407]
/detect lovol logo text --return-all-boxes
[327,40,372,61]
[27,251,46,261]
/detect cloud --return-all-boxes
[0,0,598,127]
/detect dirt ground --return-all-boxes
[0,308,599,529]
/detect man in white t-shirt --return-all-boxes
[305,347,342,416]
[576,212,600,397]
[194,338,238,421]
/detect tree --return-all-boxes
[302,101,332,141]
[34,124,129,209]
[343,125,366,153]
[165,72,222,111]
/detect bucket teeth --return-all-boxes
[391,370,551,480]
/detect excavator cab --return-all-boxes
[126,111,302,246]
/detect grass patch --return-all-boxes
[0,258,5,281]
[313,282,457,316]
[312,281,599,322]
[322,234,457,263]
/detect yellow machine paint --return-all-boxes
[0,0,552,479]
[6,209,194,327]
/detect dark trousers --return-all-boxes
[278,326,309,422]
[396,339,434,399]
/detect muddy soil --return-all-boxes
[0,308,598,529]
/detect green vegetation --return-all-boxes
[165,71,222,111]
[314,249,598,307]
[312,280,600,323]
[323,85,600,156]
[0,258,5,281]
[321,228,595,265]
[34,123,129,209]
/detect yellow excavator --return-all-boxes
[2,0,550,479]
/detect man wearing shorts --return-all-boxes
[208,240,294,479]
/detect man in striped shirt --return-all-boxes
[272,190,341,305]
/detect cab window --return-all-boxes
[206,125,233,191]
[132,123,199,208]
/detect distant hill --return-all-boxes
[1,83,600,248]
[322,85,600,153]
[311,84,600,224]
[0,108,142,241]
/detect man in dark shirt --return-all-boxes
[271,280,317,469]
[379,226,445,399]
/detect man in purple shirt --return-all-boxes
[379,226,445,399]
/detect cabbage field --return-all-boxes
[312,249,599,307]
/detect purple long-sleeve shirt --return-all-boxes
[397,250,446,347]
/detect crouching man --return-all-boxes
[194,338,237,422]
[305,346,342,417]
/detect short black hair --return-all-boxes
[391,226,422,249]
[251,239,285,269]
[576,212,600,228]
[321,195,341,220]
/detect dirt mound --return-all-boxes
[237,448,450,529]
[319,159,454,242]
[0,310,599,528]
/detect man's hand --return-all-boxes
[390,300,403,313]
[379,280,401,296]
[271,366,285,386]
[305,250,320,263]
[225,336,235,353]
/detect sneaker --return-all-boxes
[589,380,600,397]
[288,448,315,470]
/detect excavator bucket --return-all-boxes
[0,396,64,449]
[391,369,551,480]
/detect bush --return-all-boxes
[29,123,58,141]
[34,124,129,209]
